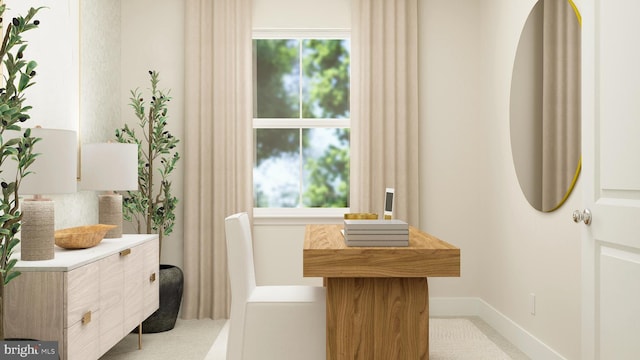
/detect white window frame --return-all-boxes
[252,29,351,223]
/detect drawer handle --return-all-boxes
[120,248,132,256]
[82,311,92,325]
[149,272,156,282]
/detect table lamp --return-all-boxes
[18,128,78,261]
[80,143,138,238]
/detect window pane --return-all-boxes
[254,129,301,207]
[254,39,300,118]
[302,40,350,119]
[302,128,350,207]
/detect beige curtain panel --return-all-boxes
[542,0,581,211]
[351,0,421,226]
[182,0,253,320]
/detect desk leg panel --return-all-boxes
[326,277,429,360]
[326,277,375,359]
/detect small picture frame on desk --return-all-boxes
[384,187,395,220]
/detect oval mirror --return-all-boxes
[510,0,581,212]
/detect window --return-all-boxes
[253,36,350,211]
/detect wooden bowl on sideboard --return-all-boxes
[54,224,117,249]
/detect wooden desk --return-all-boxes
[303,225,460,360]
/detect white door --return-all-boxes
[581,0,640,359]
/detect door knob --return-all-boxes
[572,209,592,225]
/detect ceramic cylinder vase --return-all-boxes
[21,199,55,261]
[99,194,123,238]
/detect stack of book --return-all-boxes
[343,219,409,247]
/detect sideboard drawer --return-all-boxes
[142,238,160,319]
[99,252,125,355]
[123,244,144,332]
[3,272,64,347]
[66,309,100,360]
[66,260,100,328]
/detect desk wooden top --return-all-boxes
[303,224,460,278]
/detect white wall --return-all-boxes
[120,0,185,268]
[419,0,486,298]
[6,0,122,231]
[36,0,186,266]
[29,0,185,265]
[254,0,350,29]
[4,0,79,131]
[65,0,122,230]
[2,0,89,229]
[477,1,582,357]
[419,1,581,358]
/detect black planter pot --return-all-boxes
[141,264,184,333]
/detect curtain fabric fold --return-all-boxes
[541,0,581,211]
[351,0,420,226]
[182,0,253,319]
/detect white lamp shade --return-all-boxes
[12,128,78,195]
[80,143,138,191]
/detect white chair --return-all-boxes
[224,212,326,360]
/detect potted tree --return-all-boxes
[0,6,42,340]
[115,70,182,333]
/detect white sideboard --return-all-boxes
[4,234,159,360]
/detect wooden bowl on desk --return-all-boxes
[54,224,117,249]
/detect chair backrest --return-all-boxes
[225,212,257,305]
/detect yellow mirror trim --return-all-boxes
[547,157,582,212]
[568,0,582,26]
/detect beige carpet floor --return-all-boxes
[100,319,226,360]
[429,318,525,359]
[101,317,529,360]
[204,317,530,360]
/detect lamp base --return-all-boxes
[99,194,123,238]
[21,199,55,261]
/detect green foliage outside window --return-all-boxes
[302,39,350,119]
[254,39,350,208]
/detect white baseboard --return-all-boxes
[430,297,566,360]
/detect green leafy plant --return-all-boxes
[115,71,179,259]
[0,5,43,340]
